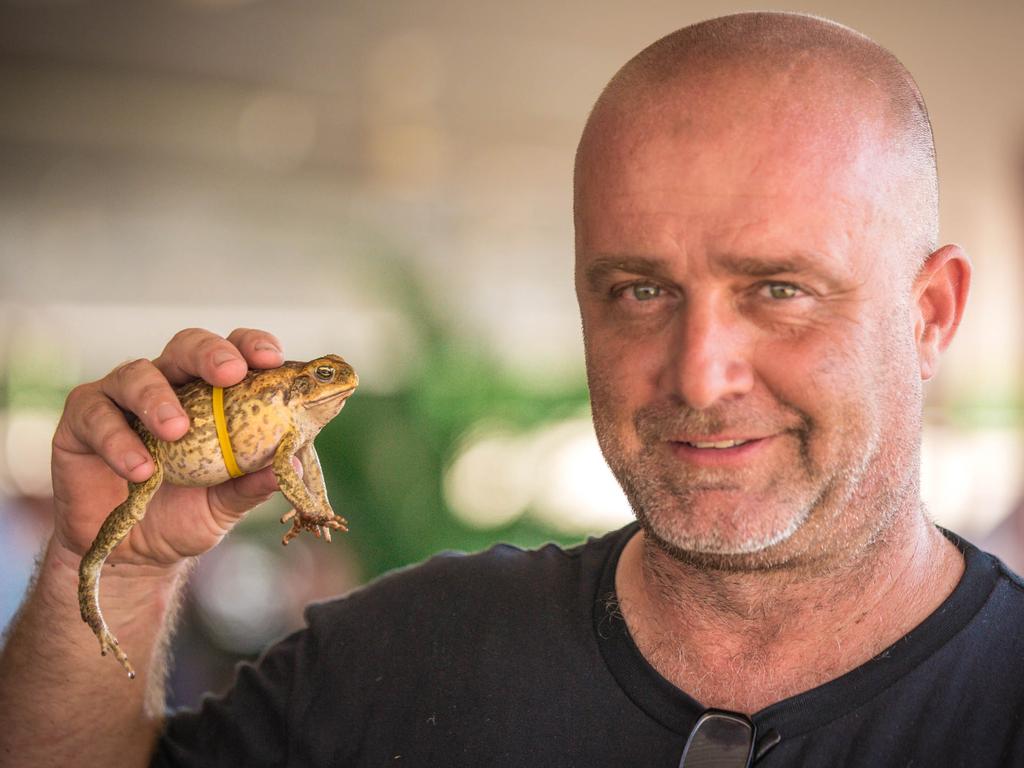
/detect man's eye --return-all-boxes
[763,283,800,300]
[629,283,662,301]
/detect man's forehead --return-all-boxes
[575,96,889,279]
[583,62,889,174]
[576,196,867,275]
[574,64,900,237]
[573,13,935,280]
[577,127,888,230]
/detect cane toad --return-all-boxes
[78,354,358,678]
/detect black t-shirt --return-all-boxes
[154,523,1024,766]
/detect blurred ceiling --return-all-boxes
[0,0,1021,395]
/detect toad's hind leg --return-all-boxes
[78,435,163,679]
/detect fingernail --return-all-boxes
[255,341,281,353]
[291,456,303,476]
[213,351,238,367]
[156,402,183,423]
[124,451,149,471]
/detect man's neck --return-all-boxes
[613,511,964,714]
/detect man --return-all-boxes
[2,11,1021,767]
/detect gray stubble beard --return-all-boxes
[593,399,882,573]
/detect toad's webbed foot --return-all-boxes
[279,508,348,545]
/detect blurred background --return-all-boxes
[0,0,1022,708]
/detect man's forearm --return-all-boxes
[0,537,189,768]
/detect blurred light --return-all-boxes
[367,122,447,192]
[444,426,534,529]
[921,423,1024,535]
[191,539,290,654]
[444,415,633,534]
[528,418,633,534]
[1,408,59,498]
[237,91,318,172]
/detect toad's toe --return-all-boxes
[97,627,136,679]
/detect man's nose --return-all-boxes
[661,297,755,410]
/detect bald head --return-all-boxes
[575,12,939,266]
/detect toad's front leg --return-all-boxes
[294,441,347,542]
[273,432,347,545]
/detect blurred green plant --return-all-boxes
[2,342,72,412]
[239,253,593,581]
[312,343,590,580]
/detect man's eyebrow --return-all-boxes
[582,252,838,286]
[717,252,834,278]
[582,256,674,290]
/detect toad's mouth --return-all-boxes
[305,387,357,408]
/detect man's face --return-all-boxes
[575,71,924,567]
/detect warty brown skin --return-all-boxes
[78,355,357,678]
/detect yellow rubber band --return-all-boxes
[212,386,245,479]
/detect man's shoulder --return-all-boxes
[946,528,1024,600]
[987,548,1024,593]
[988,549,1024,595]
[938,529,1024,658]
[303,524,632,637]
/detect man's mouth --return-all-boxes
[666,436,773,466]
[680,439,752,449]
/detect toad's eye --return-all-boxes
[764,283,800,300]
[629,283,662,301]
[314,365,335,382]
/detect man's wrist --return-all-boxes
[42,534,190,616]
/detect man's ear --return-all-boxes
[913,243,972,380]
